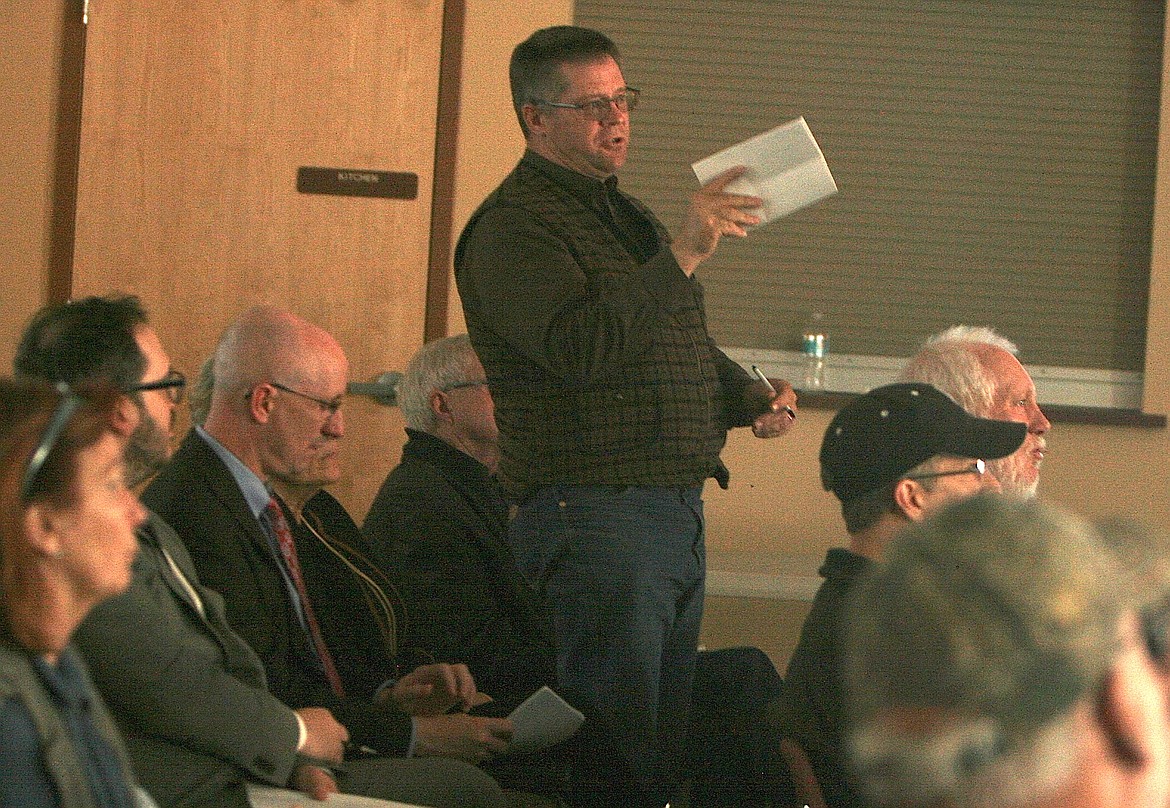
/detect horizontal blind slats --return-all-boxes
[577,0,1162,370]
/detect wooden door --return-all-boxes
[72,0,447,518]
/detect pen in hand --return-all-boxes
[752,365,796,419]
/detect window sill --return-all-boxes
[788,390,1165,428]
[728,348,1166,428]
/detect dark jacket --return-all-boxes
[784,547,876,808]
[142,431,412,756]
[455,150,756,499]
[363,429,556,698]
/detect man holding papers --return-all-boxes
[454,24,798,808]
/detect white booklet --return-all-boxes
[245,784,426,808]
[691,116,838,225]
[507,685,585,755]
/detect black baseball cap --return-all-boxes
[820,383,1027,502]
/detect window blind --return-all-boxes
[575,0,1163,372]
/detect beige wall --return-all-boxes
[0,1,72,369]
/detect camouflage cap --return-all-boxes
[1095,517,1170,663]
[844,494,1126,806]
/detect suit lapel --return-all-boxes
[139,514,202,614]
[183,432,276,558]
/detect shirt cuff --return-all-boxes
[407,717,418,757]
[294,712,307,752]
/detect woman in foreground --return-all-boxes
[0,377,147,807]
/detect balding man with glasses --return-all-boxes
[454,24,799,808]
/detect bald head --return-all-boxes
[204,306,348,489]
[210,306,341,406]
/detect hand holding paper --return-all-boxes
[692,116,837,226]
[672,166,764,276]
[507,686,585,755]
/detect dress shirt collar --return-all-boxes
[194,425,271,519]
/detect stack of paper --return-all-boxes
[691,116,838,225]
[507,685,585,755]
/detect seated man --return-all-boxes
[784,383,1025,807]
[899,325,1051,497]
[15,295,505,808]
[364,334,789,807]
[844,495,1170,808]
[363,334,556,698]
[141,306,514,768]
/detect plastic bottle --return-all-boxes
[801,312,828,390]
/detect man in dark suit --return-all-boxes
[142,305,515,767]
[15,295,507,808]
[363,334,556,698]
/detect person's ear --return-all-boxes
[523,104,548,139]
[112,394,141,438]
[430,389,452,422]
[23,503,65,559]
[892,479,928,521]
[1096,613,1169,770]
[248,384,276,424]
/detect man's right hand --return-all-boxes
[671,165,763,276]
[413,713,514,764]
[295,707,348,765]
[290,763,340,801]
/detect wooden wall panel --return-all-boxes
[72,0,446,517]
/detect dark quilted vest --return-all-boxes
[456,158,735,499]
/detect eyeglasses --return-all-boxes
[903,459,986,482]
[271,382,344,416]
[22,382,83,502]
[536,87,640,120]
[130,369,187,404]
[441,380,488,393]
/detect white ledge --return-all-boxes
[725,347,1143,409]
[706,551,823,601]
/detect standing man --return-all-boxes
[454,25,798,807]
[899,325,1050,497]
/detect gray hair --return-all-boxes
[398,334,482,433]
[898,326,1020,418]
[846,495,1124,808]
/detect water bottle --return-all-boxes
[801,312,828,390]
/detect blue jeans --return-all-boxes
[509,485,706,806]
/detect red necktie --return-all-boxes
[265,497,346,699]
